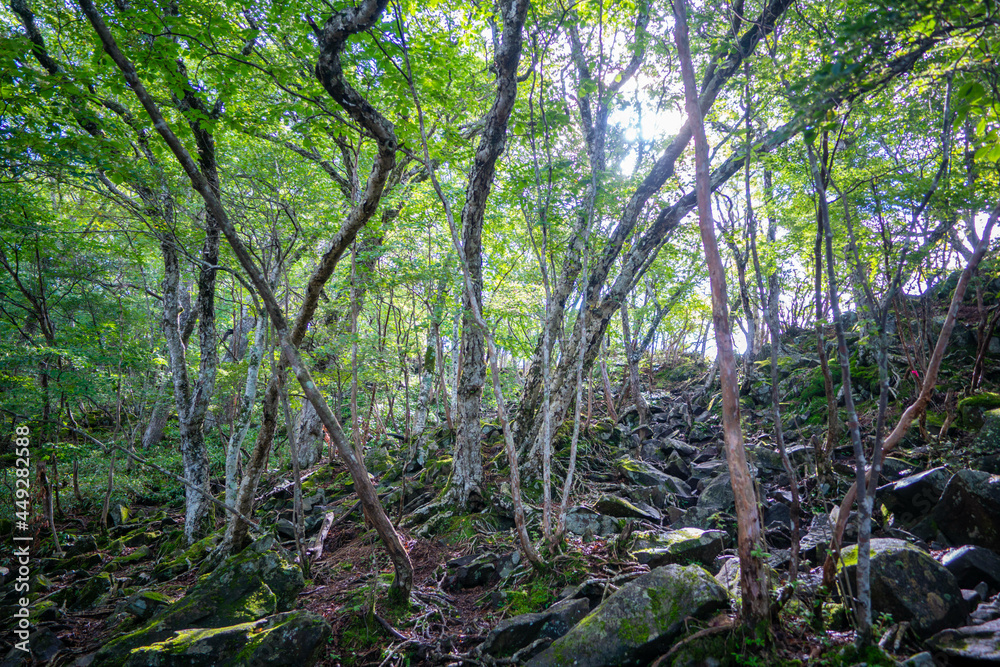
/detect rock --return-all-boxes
[713,556,778,605]
[664,451,691,480]
[594,495,660,522]
[964,588,983,606]
[96,536,304,661]
[695,475,734,513]
[29,628,64,662]
[479,598,589,659]
[960,395,1000,430]
[879,466,949,526]
[838,538,966,637]
[65,534,98,557]
[72,572,117,609]
[444,553,499,590]
[526,565,728,667]
[925,470,1000,551]
[121,610,330,667]
[563,507,621,537]
[976,408,1000,452]
[970,597,1000,625]
[152,533,220,581]
[943,546,1000,592]
[881,457,915,481]
[558,580,613,611]
[899,652,936,667]
[615,458,691,496]
[123,590,174,621]
[763,502,791,529]
[799,515,833,562]
[929,617,1000,664]
[630,528,725,569]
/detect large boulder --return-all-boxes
[943,546,1000,593]
[525,564,727,667]
[928,617,1000,664]
[615,458,691,496]
[120,610,330,667]
[924,470,1000,551]
[630,528,725,569]
[96,537,304,662]
[839,538,966,637]
[478,598,589,659]
[879,467,949,526]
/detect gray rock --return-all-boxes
[526,565,728,667]
[122,610,330,667]
[616,458,691,496]
[594,495,660,521]
[943,545,1000,593]
[838,538,966,637]
[563,507,621,537]
[926,470,1000,551]
[96,536,304,661]
[878,466,949,526]
[929,617,1000,663]
[899,651,936,667]
[479,598,589,658]
[630,528,725,569]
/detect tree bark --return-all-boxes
[675,0,768,624]
[80,0,414,597]
[450,0,530,510]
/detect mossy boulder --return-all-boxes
[615,458,691,496]
[960,393,1000,430]
[152,532,219,581]
[105,546,154,572]
[838,538,966,637]
[118,610,330,667]
[594,495,660,521]
[975,408,1000,453]
[928,617,1000,663]
[525,564,727,667]
[96,537,304,662]
[479,598,590,659]
[630,528,725,569]
[68,572,118,609]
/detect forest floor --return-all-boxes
[4,298,1000,667]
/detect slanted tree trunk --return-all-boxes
[81,0,414,596]
[675,0,768,624]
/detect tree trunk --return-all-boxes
[675,0,768,624]
[621,299,650,428]
[450,0,529,510]
[141,380,172,450]
[226,314,268,504]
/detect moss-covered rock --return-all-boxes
[118,610,330,667]
[479,598,589,659]
[96,536,304,662]
[838,538,965,637]
[630,528,725,569]
[960,393,1000,429]
[594,495,659,521]
[615,458,691,496]
[525,564,727,667]
[928,617,1000,664]
[975,408,1000,453]
[152,532,219,581]
[105,546,154,572]
[70,571,117,609]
